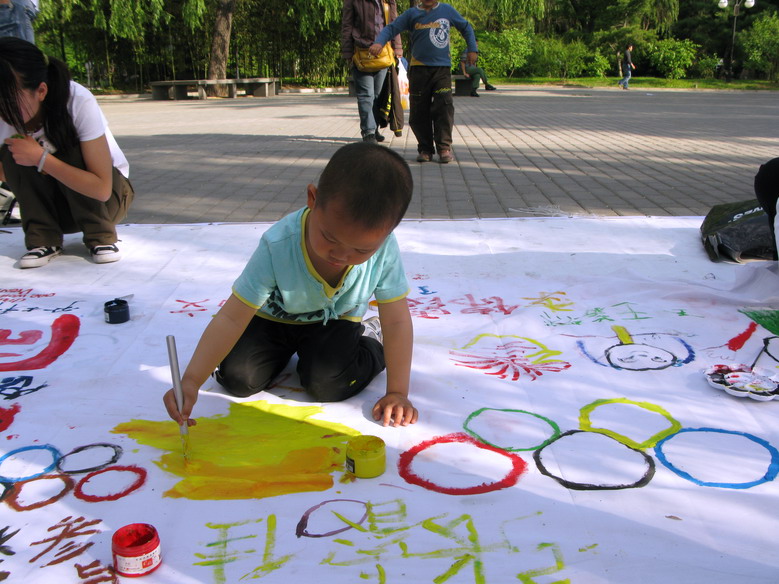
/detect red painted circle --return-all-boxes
[74,465,147,502]
[398,432,527,495]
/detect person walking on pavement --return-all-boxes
[341,0,402,144]
[369,0,477,164]
[618,44,635,90]
[459,49,496,97]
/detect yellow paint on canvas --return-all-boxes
[112,400,359,500]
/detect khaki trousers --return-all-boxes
[0,143,134,249]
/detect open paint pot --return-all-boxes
[112,523,162,577]
[345,435,386,478]
[104,298,130,324]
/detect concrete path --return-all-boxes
[98,86,779,224]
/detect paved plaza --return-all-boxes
[99,86,779,224]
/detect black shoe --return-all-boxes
[485,84,497,91]
[375,133,385,142]
[362,134,378,144]
[20,246,63,269]
[470,90,480,97]
[90,244,121,264]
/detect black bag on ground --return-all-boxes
[700,199,777,263]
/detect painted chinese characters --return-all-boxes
[194,500,576,584]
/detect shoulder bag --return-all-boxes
[352,2,395,73]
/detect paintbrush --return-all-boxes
[166,335,191,463]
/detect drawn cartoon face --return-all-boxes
[605,343,676,371]
[0,315,80,372]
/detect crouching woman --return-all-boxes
[0,38,133,268]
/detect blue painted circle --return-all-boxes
[655,428,779,489]
[0,445,62,483]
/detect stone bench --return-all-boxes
[150,78,280,100]
[452,75,471,96]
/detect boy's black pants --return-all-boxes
[216,316,385,402]
[408,66,454,155]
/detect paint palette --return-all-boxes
[705,364,779,401]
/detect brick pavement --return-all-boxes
[98,86,779,224]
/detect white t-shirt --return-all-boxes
[0,80,129,178]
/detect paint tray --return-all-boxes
[704,364,779,401]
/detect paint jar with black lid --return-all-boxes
[104,298,130,324]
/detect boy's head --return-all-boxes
[313,142,413,232]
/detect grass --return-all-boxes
[491,76,779,91]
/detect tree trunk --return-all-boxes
[207,0,235,97]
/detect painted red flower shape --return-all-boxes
[450,335,570,381]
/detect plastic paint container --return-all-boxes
[345,435,386,478]
[104,298,130,324]
[112,523,162,577]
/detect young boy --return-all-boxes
[369,0,477,164]
[163,142,418,428]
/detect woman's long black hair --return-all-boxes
[0,37,78,152]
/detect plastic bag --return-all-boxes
[397,59,409,110]
[700,199,777,263]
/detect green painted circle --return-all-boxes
[463,408,561,452]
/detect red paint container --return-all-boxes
[112,523,162,577]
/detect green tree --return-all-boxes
[645,37,699,79]
[452,27,533,77]
[451,0,543,31]
[741,11,779,81]
[28,0,779,90]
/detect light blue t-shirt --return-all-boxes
[233,208,409,324]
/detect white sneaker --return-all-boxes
[19,246,63,268]
[362,316,383,344]
[90,244,121,264]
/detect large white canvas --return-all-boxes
[0,216,777,583]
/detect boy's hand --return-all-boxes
[372,392,418,427]
[162,383,199,428]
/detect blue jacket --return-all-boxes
[374,3,477,68]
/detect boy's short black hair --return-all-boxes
[316,142,413,230]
